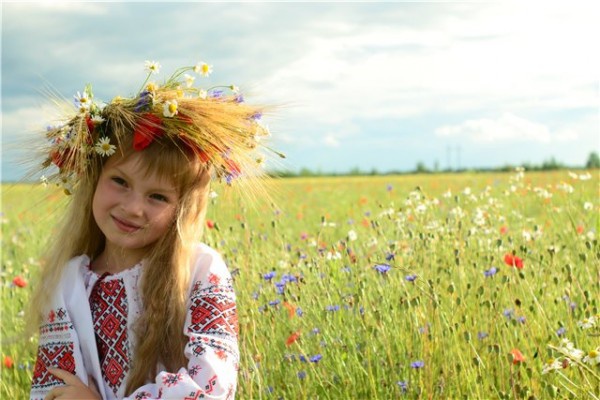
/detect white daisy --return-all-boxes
[184,74,195,88]
[583,349,600,366]
[541,358,562,374]
[73,91,90,107]
[144,60,161,74]
[91,115,105,124]
[194,62,213,77]
[347,230,357,241]
[163,100,178,117]
[198,89,208,99]
[577,316,596,329]
[94,137,116,157]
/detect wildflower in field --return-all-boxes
[577,316,597,329]
[405,274,417,282]
[263,271,276,281]
[410,360,424,369]
[373,263,391,274]
[510,348,525,365]
[347,230,358,241]
[286,331,301,347]
[387,184,393,192]
[499,225,508,235]
[296,307,303,317]
[504,253,524,269]
[477,332,488,340]
[268,299,280,306]
[194,61,213,77]
[326,305,340,312]
[397,381,408,393]
[576,225,585,234]
[503,309,514,319]
[582,348,600,366]
[3,355,14,368]
[556,327,566,337]
[558,339,584,360]
[518,316,526,324]
[385,252,395,261]
[483,266,497,277]
[583,202,593,211]
[283,302,297,318]
[12,276,27,288]
[297,371,307,379]
[542,358,562,374]
[309,354,323,363]
[311,328,320,335]
[206,219,215,229]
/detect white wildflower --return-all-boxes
[583,349,600,366]
[542,358,562,374]
[583,202,593,211]
[144,60,161,74]
[94,137,116,157]
[347,230,357,241]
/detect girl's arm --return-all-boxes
[125,248,239,400]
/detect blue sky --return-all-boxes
[1,1,599,181]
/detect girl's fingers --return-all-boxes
[47,368,84,387]
[44,385,65,400]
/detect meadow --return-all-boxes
[1,170,598,399]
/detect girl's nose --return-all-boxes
[121,192,144,216]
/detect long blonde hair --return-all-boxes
[29,125,212,394]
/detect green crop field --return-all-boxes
[1,170,598,399]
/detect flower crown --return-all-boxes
[39,60,283,194]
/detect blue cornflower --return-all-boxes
[385,252,395,261]
[410,360,424,369]
[387,184,394,192]
[477,331,488,340]
[518,316,526,324]
[405,274,417,282]
[311,328,320,335]
[503,309,513,319]
[299,354,307,362]
[484,267,498,277]
[309,354,323,363]
[556,327,566,336]
[234,94,244,103]
[263,271,276,281]
[210,89,224,98]
[326,305,340,312]
[252,292,259,300]
[275,282,286,294]
[373,264,391,274]
[250,111,262,120]
[296,307,304,317]
[281,274,297,283]
[297,371,306,379]
[269,299,280,306]
[397,381,408,393]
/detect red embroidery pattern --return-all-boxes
[189,286,238,337]
[31,342,76,389]
[89,276,130,396]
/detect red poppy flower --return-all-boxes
[576,225,584,235]
[285,331,301,347]
[499,226,508,235]
[283,301,296,319]
[133,113,164,151]
[12,276,27,288]
[3,355,14,369]
[206,219,215,229]
[510,348,525,364]
[86,115,95,134]
[504,254,524,269]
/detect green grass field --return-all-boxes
[1,170,598,399]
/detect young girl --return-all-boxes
[27,60,277,399]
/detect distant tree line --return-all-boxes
[269,152,600,178]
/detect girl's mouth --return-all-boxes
[111,215,142,233]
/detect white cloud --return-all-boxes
[323,135,340,147]
[435,113,553,143]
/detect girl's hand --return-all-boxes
[44,368,101,400]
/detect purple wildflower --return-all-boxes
[410,360,424,369]
[385,253,395,261]
[296,307,304,317]
[297,371,306,379]
[269,299,280,306]
[309,354,323,363]
[263,271,276,281]
[397,381,408,393]
[503,309,513,319]
[373,264,391,274]
[477,331,488,340]
[387,184,394,192]
[326,305,340,312]
[484,266,497,277]
[405,274,417,282]
[556,327,566,336]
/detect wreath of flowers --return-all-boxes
[39,60,283,194]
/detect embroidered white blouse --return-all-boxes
[30,243,239,400]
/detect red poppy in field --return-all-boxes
[3,355,14,369]
[283,302,297,319]
[286,331,301,347]
[510,348,525,364]
[576,225,584,235]
[206,219,215,229]
[504,254,524,270]
[12,276,27,288]
[499,226,508,235]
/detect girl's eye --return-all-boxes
[150,193,169,203]
[111,177,127,186]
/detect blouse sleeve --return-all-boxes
[125,246,239,400]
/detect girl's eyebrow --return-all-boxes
[113,167,177,194]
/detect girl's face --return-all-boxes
[92,152,178,263]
